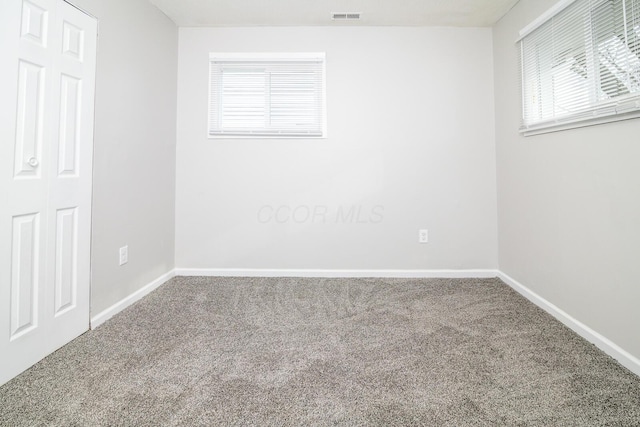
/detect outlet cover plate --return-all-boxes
[119,245,128,266]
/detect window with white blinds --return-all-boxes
[208,53,326,138]
[519,0,640,135]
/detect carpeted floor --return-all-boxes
[1,277,639,426]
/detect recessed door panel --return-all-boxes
[54,207,77,315]
[14,60,45,179]
[62,21,83,62]
[20,0,48,47]
[10,213,40,340]
[57,74,81,176]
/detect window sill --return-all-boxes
[208,134,327,140]
[520,109,640,137]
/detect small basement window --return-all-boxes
[208,53,326,138]
[519,0,640,135]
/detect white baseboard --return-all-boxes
[498,271,640,377]
[90,269,176,329]
[174,268,499,279]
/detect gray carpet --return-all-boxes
[1,277,639,426]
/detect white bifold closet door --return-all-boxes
[0,0,97,386]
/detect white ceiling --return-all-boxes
[148,0,521,27]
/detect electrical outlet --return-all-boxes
[119,245,128,266]
[419,229,429,244]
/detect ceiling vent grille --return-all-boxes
[332,13,361,21]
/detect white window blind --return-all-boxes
[519,0,640,135]
[208,53,326,138]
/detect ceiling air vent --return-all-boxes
[332,13,361,21]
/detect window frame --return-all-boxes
[207,52,327,139]
[518,0,640,136]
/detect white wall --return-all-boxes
[494,1,640,360]
[69,0,178,315]
[176,27,498,271]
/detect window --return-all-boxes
[519,0,640,135]
[208,53,326,138]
